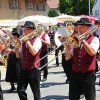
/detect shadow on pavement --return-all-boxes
[3,89,17,94]
[0,79,5,82]
[49,71,64,75]
[40,82,65,88]
[41,95,68,100]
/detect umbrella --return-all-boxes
[18,15,58,26]
[79,15,97,23]
[54,14,80,21]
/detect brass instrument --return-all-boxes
[20,24,45,42]
[35,25,99,70]
[0,24,45,60]
[65,25,99,46]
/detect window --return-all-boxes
[36,3,45,11]
[95,10,99,17]
[9,0,20,9]
[25,0,34,10]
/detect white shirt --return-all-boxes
[54,31,62,47]
[90,37,99,53]
[40,32,50,44]
[32,37,42,53]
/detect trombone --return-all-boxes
[35,25,99,70]
[20,24,45,42]
[0,24,45,59]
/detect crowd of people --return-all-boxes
[0,17,100,100]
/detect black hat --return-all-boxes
[74,18,92,27]
[23,21,36,29]
[12,28,20,38]
[95,19,100,24]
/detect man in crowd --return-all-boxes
[17,21,42,100]
[65,18,99,100]
[40,27,51,82]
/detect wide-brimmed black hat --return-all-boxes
[74,18,92,27]
[95,19,100,24]
[12,28,20,38]
[23,21,36,29]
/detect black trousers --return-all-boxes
[55,45,64,65]
[69,71,96,100]
[0,71,3,100]
[0,86,3,100]
[17,68,41,100]
[62,54,72,81]
[40,50,48,78]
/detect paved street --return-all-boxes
[0,54,100,100]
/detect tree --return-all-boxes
[58,0,73,15]
[58,0,94,15]
[48,9,59,17]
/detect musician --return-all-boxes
[54,24,64,66]
[0,29,4,99]
[94,19,100,85]
[40,27,51,82]
[65,18,99,100]
[94,19,100,39]
[5,28,21,93]
[17,21,42,100]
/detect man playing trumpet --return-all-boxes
[65,18,99,100]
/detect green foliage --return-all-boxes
[58,0,73,14]
[48,9,59,17]
[58,0,94,15]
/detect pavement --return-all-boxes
[0,54,100,100]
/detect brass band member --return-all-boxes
[17,21,42,100]
[5,28,20,93]
[40,28,51,82]
[65,18,99,100]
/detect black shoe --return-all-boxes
[56,64,59,67]
[7,87,16,93]
[41,78,47,82]
[66,79,69,83]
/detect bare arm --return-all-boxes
[41,39,51,46]
[82,40,96,56]
[27,41,37,56]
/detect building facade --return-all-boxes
[0,0,50,20]
[92,0,100,19]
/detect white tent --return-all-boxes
[0,20,18,27]
[54,14,80,21]
[18,15,58,26]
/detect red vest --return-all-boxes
[22,36,41,70]
[41,33,47,52]
[72,35,96,73]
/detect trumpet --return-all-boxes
[35,25,99,70]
